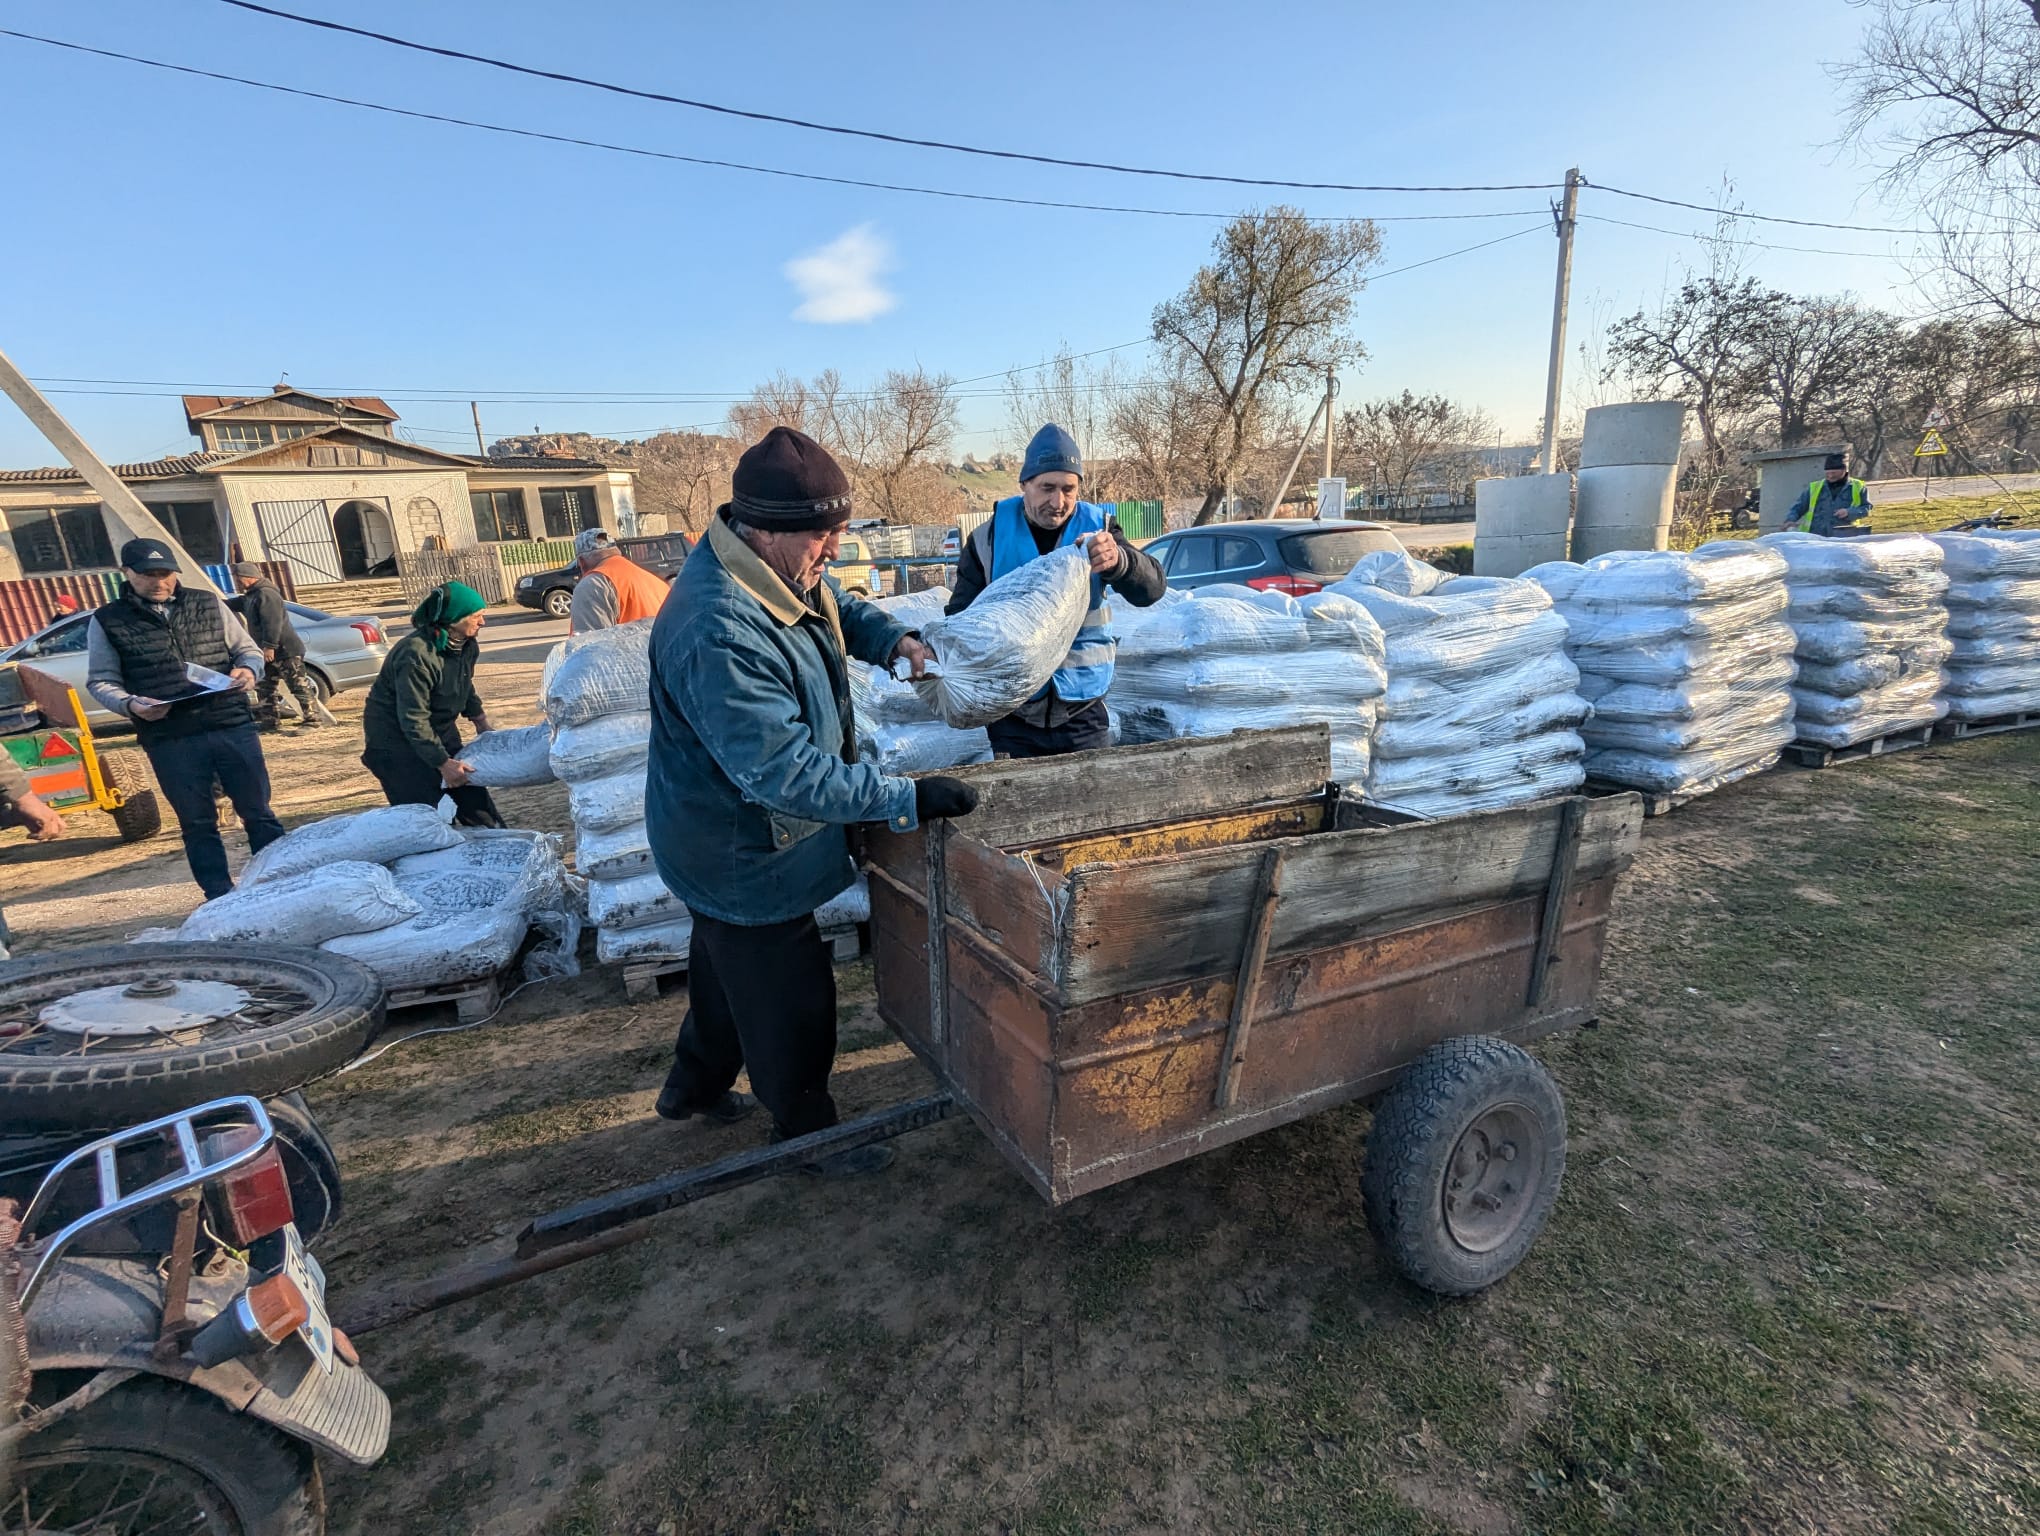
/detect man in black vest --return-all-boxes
[87,538,286,898]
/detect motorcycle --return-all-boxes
[1,1094,389,1533]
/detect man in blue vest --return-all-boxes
[1787,453,1871,536]
[945,424,1167,758]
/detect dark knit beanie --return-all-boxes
[1823,453,1848,471]
[728,427,854,531]
[1021,423,1083,483]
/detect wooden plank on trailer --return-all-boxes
[1214,845,1286,1109]
[1059,794,1642,1006]
[936,724,1331,849]
[1525,797,1586,1007]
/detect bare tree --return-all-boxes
[1002,348,1133,497]
[728,371,826,447]
[1838,0,2040,330]
[1151,208,1381,524]
[729,367,960,525]
[1108,357,1210,504]
[1608,277,1773,471]
[632,431,740,536]
[1337,391,1497,509]
[1749,293,1889,446]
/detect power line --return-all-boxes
[213,0,1563,196]
[1579,213,1910,259]
[0,29,1551,229]
[1589,181,1952,237]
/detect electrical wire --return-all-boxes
[1589,181,1958,237]
[1578,213,1910,260]
[212,0,1563,195]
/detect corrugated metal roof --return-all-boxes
[467,455,608,470]
[0,453,232,484]
[181,393,399,420]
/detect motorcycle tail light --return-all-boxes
[202,1127,296,1244]
[241,1270,312,1345]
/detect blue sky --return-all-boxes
[0,0,1926,466]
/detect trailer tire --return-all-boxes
[101,748,164,842]
[10,1375,323,1536]
[1362,1036,1565,1296]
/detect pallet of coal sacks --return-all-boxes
[587,872,874,1001]
[1781,722,1937,769]
[1933,709,2040,742]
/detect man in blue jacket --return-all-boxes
[645,427,979,1176]
[946,424,1167,757]
[1787,453,1872,536]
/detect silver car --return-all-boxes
[0,601,390,731]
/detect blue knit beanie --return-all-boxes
[1021,423,1083,483]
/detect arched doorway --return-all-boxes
[332,500,397,578]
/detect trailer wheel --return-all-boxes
[101,748,163,842]
[1362,1036,1565,1296]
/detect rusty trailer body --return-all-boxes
[864,724,1643,1206]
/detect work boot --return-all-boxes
[655,1087,758,1124]
[801,1144,895,1178]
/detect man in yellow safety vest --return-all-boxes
[1788,453,1870,536]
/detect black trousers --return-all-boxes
[661,909,838,1138]
[986,698,1112,760]
[361,744,504,828]
[145,726,287,899]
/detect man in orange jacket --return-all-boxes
[569,527,671,632]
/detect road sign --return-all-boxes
[1914,428,1949,458]
[1924,406,1949,429]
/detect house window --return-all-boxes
[146,501,228,564]
[213,422,271,452]
[540,487,602,538]
[272,424,318,441]
[469,489,531,542]
[8,505,117,573]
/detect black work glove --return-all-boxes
[914,776,979,821]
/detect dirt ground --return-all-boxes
[6,672,2036,1534]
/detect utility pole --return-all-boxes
[1539,167,1582,476]
[1264,371,1339,521]
[1323,365,1336,479]
[471,401,487,456]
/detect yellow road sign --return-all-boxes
[1914,428,1949,458]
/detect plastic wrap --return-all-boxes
[1582,736,1791,798]
[914,545,1095,728]
[549,711,652,784]
[1376,691,1588,759]
[565,767,646,833]
[1759,531,1946,584]
[1526,542,1787,606]
[322,904,529,989]
[1583,688,1793,755]
[1941,575,2040,612]
[1927,528,2040,579]
[1118,597,1309,658]
[540,619,654,727]
[241,802,462,885]
[1791,688,1948,746]
[179,861,417,945]
[576,819,653,881]
[817,875,871,928]
[454,723,556,787]
[862,721,993,772]
[597,915,692,966]
[1786,579,1948,623]
[1552,586,1788,650]
[1367,743,1587,819]
[1342,549,1448,596]
[392,869,518,913]
[588,869,685,931]
[1930,532,2040,723]
[1114,650,1386,711]
[1944,682,2040,719]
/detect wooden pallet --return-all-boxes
[1934,710,2039,741]
[385,968,509,1024]
[620,923,865,1002]
[1583,780,1688,819]
[1782,722,1936,769]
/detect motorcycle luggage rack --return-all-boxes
[13,1095,275,1309]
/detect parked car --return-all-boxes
[941,527,962,558]
[1140,519,1404,595]
[512,533,694,619]
[0,600,390,733]
[829,532,889,597]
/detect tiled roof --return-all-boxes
[181,393,399,420]
[0,453,232,484]
[466,455,608,470]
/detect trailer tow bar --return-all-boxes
[337,1092,956,1336]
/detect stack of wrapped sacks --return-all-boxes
[1759,533,1952,747]
[1928,529,2040,722]
[1526,542,1798,796]
[542,620,657,963]
[153,804,578,988]
[1332,551,1590,816]
[1110,584,1386,785]
[848,588,993,772]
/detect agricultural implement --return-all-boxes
[3,664,160,842]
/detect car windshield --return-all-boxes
[1276,528,1402,577]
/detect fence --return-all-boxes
[0,563,296,648]
[395,539,575,607]
[1109,500,1165,541]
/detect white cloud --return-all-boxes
[784,224,897,324]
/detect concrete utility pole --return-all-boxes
[1323,365,1336,478]
[471,401,487,456]
[0,342,209,584]
[1264,371,1339,521]
[1539,167,1583,476]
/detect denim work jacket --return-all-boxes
[645,513,918,924]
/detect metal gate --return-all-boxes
[253,499,343,585]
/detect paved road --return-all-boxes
[1863,472,2040,504]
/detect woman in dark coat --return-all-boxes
[360,580,504,827]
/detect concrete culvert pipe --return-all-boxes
[1578,401,1688,469]
[1474,473,1574,577]
[1572,463,1676,560]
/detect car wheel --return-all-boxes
[543,588,573,620]
[302,667,334,702]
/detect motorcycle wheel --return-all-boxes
[0,944,383,1132]
[4,1376,323,1536]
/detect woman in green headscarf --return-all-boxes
[360,580,504,827]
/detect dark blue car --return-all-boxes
[1141,519,1403,595]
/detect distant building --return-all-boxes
[0,386,636,591]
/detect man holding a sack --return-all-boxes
[945,423,1166,758]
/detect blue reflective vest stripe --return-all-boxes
[1795,477,1865,531]
[986,496,1114,704]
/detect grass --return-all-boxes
[329,733,2040,1536]
[1676,488,2037,547]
